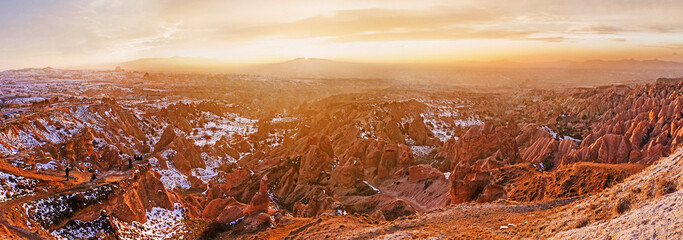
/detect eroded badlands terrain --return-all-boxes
[0,68,681,239]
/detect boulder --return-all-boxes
[408,164,445,183]
[375,199,416,221]
[240,212,274,233]
[217,201,248,223]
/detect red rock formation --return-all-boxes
[375,144,414,181]
[107,169,179,223]
[564,134,631,164]
[202,198,233,219]
[438,123,520,171]
[294,187,334,217]
[330,156,362,187]
[407,116,438,146]
[222,168,251,191]
[244,175,270,215]
[432,84,683,205]
[297,137,334,184]
[520,137,558,168]
[450,171,491,204]
[476,184,505,203]
[153,126,205,175]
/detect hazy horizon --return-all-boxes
[2,0,683,70]
[6,56,683,72]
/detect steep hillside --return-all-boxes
[251,147,683,239]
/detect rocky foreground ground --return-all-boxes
[0,68,681,239]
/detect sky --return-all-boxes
[1,0,683,69]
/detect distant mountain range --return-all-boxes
[116,56,244,73]
[112,56,683,73]
[97,56,683,88]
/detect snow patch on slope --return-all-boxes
[149,155,191,191]
[191,152,223,183]
[0,171,37,202]
[113,203,187,240]
[188,112,257,147]
[417,98,482,143]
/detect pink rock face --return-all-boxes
[408,116,438,146]
[202,197,251,223]
[594,134,631,163]
[450,171,491,204]
[153,126,205,175]
[556,139,577,157]
[298,137,334,184]
[135,170,174,212]
[438,123,520,171]
[565,134,631,164]
[223,169,251,191]
[520,137,558,165]
[330,156,362,187]
[301,187,334,217]
[293,202,307,217]
[628,121,651,149]
[376,144,414,181]
[108,169,177,223]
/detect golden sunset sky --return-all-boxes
[1,0,683,69]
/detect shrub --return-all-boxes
[614,197,630,214]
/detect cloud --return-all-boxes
[643,43,683,50]
[524,36,567,42]
[117,21,184,53]
[566,25,624,34]
[516,13,562,23]
[324,28,536,42]
[226,6,510,42]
